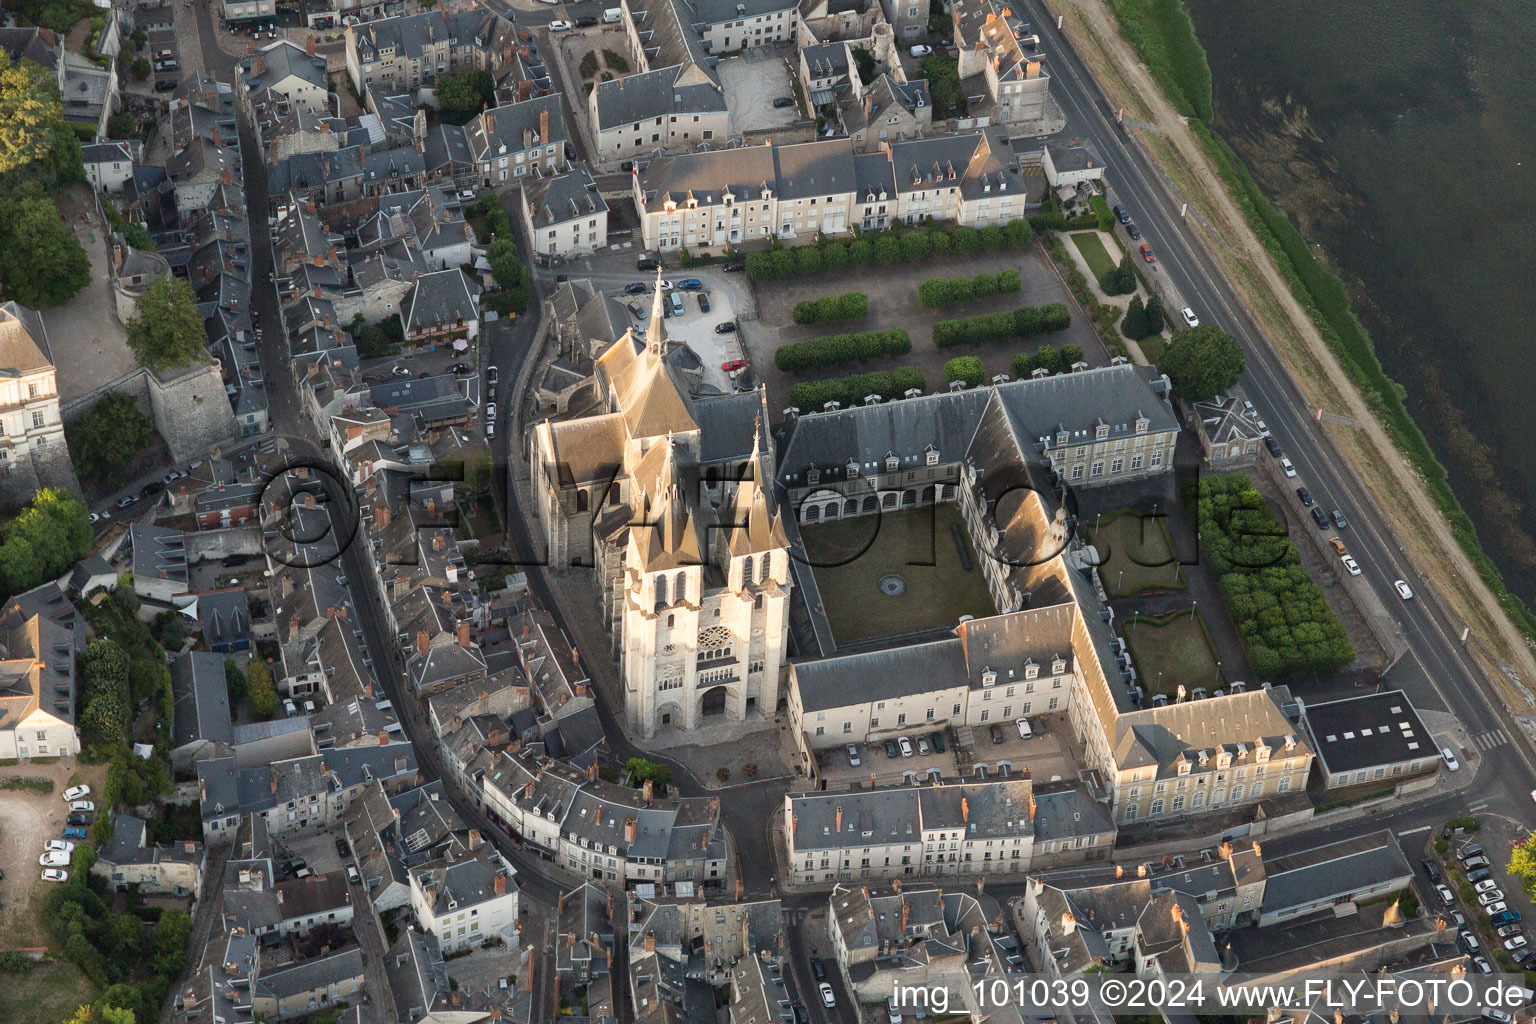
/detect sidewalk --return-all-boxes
[1057,227,1165,364]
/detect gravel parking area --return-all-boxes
[718,52,800,132]
[0,760,106,947]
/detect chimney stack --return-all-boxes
[493,873,506,894]
[307,34,316,56]
[644,930,655,953]
[539,109,550,144]
[625,817,637,844]
[378,729,389,745]
[643,780,654,804]
[1061,912,1076,935]
[457,621,472,647]
[835,806,843,832]
[416,630,431,655]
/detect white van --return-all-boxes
[603,7,622,21]
[1016,718,1032,740]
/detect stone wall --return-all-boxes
[147,363,239,464]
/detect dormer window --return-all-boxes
[925,446,940,466]
[981,668,997,688]
[1217,752,1232,769]
[1055,430,1069,447]
[846,462,859,479]
[1255,743,1271,762]
[1135,415,1150,434]
[1023,661,1039,681]
[1177,760,1191,776]
[885,454,899,473]
[1051,657,1066,675]
[1095,422,1109,441]
[807,468,820,486]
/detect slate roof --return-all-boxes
[466,94,567,162]
[242,40,328,95]
[171,651,234,749]
[98,813,149,864]
[1303,690,1434,775]
[592,64,726,132]
[777,387,990,483]
[350,8,515,68]
[523,163,608,227]
[130,523,189,592]
[1193,386,1266,447]
[0,302,55,373]
[1260,831,1411,915]
[253,946,365,1001]
[404,269,481,338]
[196,587,250,649]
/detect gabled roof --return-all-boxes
[171,651,234,749]
[523,163,609,227]
[0,302,53,374]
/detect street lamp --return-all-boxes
[1117,570,1123,595]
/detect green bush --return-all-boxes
[745,221,1036,282]
[788,367,927,411]
[933,303,1071,348]
[944,356,985,387]
[791,291,869,325]
[1090,194,1114,231]
[1121,295,1148,340]
[1143,293,1165,335]
[1060,344,1084,366]
[1103,0,1213,121]
[775,328,910,371]
[917,268,1020,308]
[579,52,599,77]
[1099,254,1137,296]
[1011,344,1061,378]
[1194,473,1353,676]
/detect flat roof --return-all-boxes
[1303,689,1434,774]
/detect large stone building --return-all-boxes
[0,582,82,761]
[528,285,791,738]
[0,302,71,493]
[633,132,1030,254]
[344,8,518,94]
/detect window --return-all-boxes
[31,411,44,429]
[925,708,934,720]
[842,722,852,733]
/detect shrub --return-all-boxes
[1060,344,1084,366]
[1011,344,1061,378]
[1121,295,1148,340]
[787,367,927,411]
[602,49,629,71]
[934,303,1070,347]
[945,356,985,387]
[1143,293,1166,334]
[1090,193,1114,231]
[775,328,909,372]
[791,291,868,325]
[1099,254,1137,296]
[579,52,599,77]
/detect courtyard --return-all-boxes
[741,245,1109,411]
[798,505,996,645]
[717,50,801,132]
[1123,609,1225,698]
[1090,509,1186,597]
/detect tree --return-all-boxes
[66,392,155,483]
[1143,293,1165,335]
[0,488,91,599]
[1121,295,1147,340]
[129,57,151,82]
[486,237,522,290]
[849,45,877,85]
[1060,344,1084,367]
[225,659,248,705]
[434,68,495,126]
[0,187,91,306]
[129,28,147,51]
[246,658,279,720]
[81,638,131,744]
[125,276,205,372]
[944,356,984,388]
[1098,254,1136,296]
[920,55,964,118]
[1159,325,1246,401]
[0,51,80,190]
[626,757,672,787]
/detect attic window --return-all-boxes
[885,454,899,473]
[1095,422,1109,441]
[1136,415,1150,434]
[846,462,859,478]
[1023,661,1039,681]
[807,468,820,486]
[1216,752,1232,769]
[925,447,940,466]
[1051,657,1066,675]
[1177,760,1191,776]
[981,669,997,688]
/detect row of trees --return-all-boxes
[916,268,1023,309]
[480,198,529,315]
[0,488,92,602]
[744,218,1035,281]
[933,302,1071,348]
[788,367,926,412]
[1009,343,1085,378]
[1120,294,1166,340]
[774,328,911,373]
[791,291,868,325]
[1195,473,1354,677]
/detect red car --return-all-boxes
[1139,244,1156,263]
[721,359,747,373]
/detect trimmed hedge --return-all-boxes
[788,368,927,411]
[945,356,985,387]
[917,268,1023,309]
[792,291,869,325]
[745,219,1035,281]
[774,328,911,372]
[933,303,1071,348]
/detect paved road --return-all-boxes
[1017,0,1536,824]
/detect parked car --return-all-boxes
[1127,223,1141,240]
[485,402,497,420]
[1280,457,1297,477]
[547,20,573,29]
[1422,858,1441,883]
[69,800,94,813]
[772,96,795,108]
[898,736,914,757]
[62,785,91,802]
[41,868,69,883]
[810,959,826,982]
[697,293,710,312]
[678,278,703,290]
[1477,891,1505,909]
[163,469,188,484]
[1464,855,1491,871]
[347,865,361,884]
[1265,436,1283,457]
[884,739,900,758]
[116,495,137,509]
[1016,718,1032,740]
[1461,930,1481,952]
[449,362,472,375]
[487,365,499,387]
[1435,884,1455,905]
[1296,486,1313,506]
[724,263,745,272]
[222,554,249,567]
[63,827,88,841]
[629,303,646,319]
[989,724,1004,744]
[390,364,411,376]
[283,698,298,716]
[1459,844,1485,860]
[1329,537,1348,557]
[141,481,165,497]
[668,291,685,317]
[1473,956,1494,974]
[1341,555,1361,576]
[715,321,738,334]
[1113,203,1130,224]
[637,257,660,271]
[336,837,350,858]
[39,851,70,867]
[1332,509,1349,529]
[929,730,946,753]
[722,359,747,372]
[575,15,598,26]
[1498,924,1525,939]
[1394,579,1415,599]
[917,737,931,755]
[1138,243,1156,263]
[155,79,178,91]
[909,44,933,56]
[1310,507,1330,530]
[1469,868,1493,884]
[1507,936,1529,952]
[819,983,836,1008]
[624,282,648,294]
[90,511,108,524]
[1491,910,1523,926]
[1486,902,1509,916]
[846,743,861,766]
[67,812,92,826]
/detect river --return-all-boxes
[1182,0,1536,599]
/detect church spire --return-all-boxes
[647,266,666,354]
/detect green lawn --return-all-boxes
[1090,511,1184,596]
[1124,610,1224,697]
[1071,231,1118,280]
[1138,333,1166,365]
[0,960,94,1024]
[801,505,996,645]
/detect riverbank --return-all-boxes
[1035,0,1536,704]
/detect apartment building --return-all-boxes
[588,63,730,163]
[0,303,67,488]
[521,163,609,258]
[407,841,520,953]
[344,8,517,94]
[466,94,568,186]
[952,0,1050,126]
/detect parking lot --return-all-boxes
[718,51,801,132]
[814,713,1085,789]
[658,281,746,392]
[0,761,109,949]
